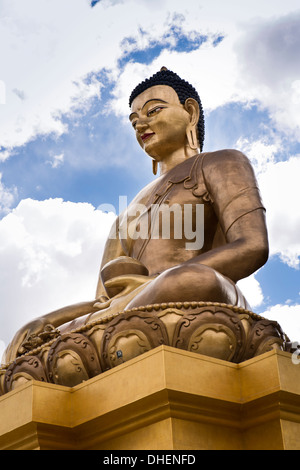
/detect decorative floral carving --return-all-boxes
[46,333,102,386]
[100,311,169,371]
[171,306,247,362]
[3,355,47,393]
[0,302,289,394]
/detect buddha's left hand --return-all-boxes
[93,274,153,310]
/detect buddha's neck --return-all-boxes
[158,146,199,175]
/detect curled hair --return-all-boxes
[129,68,205,151]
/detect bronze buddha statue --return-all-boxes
[1,68,288,391]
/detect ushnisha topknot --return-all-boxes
[129,67,205,151]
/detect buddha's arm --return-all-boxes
[3,218,126,363]
[185,210,268,282]
[185,150,268,282]
[2,299,103,363]
[95,216,127,299]
[94,216,153,306]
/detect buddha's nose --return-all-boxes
[135,120,148,133]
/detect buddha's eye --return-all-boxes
[147,106,164,117]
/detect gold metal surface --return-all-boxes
[2,69,284,392]
[1,348,300,450]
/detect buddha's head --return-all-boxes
[129,68,205,170]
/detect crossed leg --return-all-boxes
[126,263,249,310]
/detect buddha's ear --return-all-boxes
[184,98,200,127]
[184,98,200,151]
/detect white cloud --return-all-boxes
[237,274,264,309]
[0,340,6,365]
[257,155,300,268]
[1,0,300,160]
[47,152,64,169]
[235,11,300,139]
[109,35,239,119]
[233,140,300,314]
[0,80,5,105]
[236,137,300,269]
[0,0,123,158]
[236,137,278,175]
[0,173,17,216]
[0,198,116,345]
[261,304,300,343]
[110,1,300,129]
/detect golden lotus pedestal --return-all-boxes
[0,346,300,450]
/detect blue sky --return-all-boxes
[0,0,299,359]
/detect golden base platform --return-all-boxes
[0,346,299,450]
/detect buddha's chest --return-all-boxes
[119,179,217,265]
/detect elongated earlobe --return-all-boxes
[152,159,158,175]
[186,125,198,150]
[184,98,200,151]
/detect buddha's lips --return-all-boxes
[141,132,155,142]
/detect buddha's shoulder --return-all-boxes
[202,149,250,167]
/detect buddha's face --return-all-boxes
[129,85,190,160]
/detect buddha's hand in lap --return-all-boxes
[93,273,154,311]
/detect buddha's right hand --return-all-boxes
[2,317,55,364]
[2,299,102,363]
